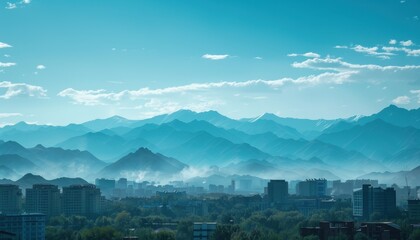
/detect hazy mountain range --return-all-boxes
[0,105,419,185]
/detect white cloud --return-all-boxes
[5,0,31,10]
[0,62,16,67]
[287,52,320,58]
[0,42,12,48]
[254,56,263,60]
[392,96,410,105]
[58,71,353,106]
[0,81,47,99]
[36,65,46,70]
[5,2,16,9]
[351,45,394,58]
[406,49,420,56]
[0,113,22,118]
[382,46,420,57]
[411,90,420,103]
[202,54,229,60]
[400,40,414,47]
[57,88,122,106]
[389,39,397,45]
[334,45,348,49]
[292,57,420,71]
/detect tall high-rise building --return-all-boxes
[267,180,288,204]
[297,179,327,197]
[116,178,128,189]
[408,199,420,222]
[62,184,101,218]
[353,184,396,220]
[26,184,61,218]
[0,184,22,214]
[0,213,45,240]
[95,178,115,198]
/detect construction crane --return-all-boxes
[405,176,411,201]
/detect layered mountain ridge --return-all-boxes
[0,105,418,182]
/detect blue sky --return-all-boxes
[0,0,420,125]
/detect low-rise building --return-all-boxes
[359,222,401,240]
[0,213,45,240]
[408,199,420,222]
[300,221,355,240]
[193,222,217,240]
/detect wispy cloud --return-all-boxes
[0,62,16,67]
[334,45,348,49]
[287,52,320,58]
[36,65,46,70]
[254,56,263,60]
[292,57,420,71]
[0,81,47,99]
[351,45,394,59]
[400,40,414,47]
[0,42,12,48]
[0,113,22,118]
[5,2,16,9]
[411,90,420,103]
[335,41,420,58]
[58,72,353,106]
[5,0,31,9]
[57,89,122,106]
[382,46,420,57]
[202,54,229,60]
[392,96,410,105]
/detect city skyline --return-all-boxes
[1,0,420,125]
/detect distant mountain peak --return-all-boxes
[380,104,406,114]
[171,109,196,115]
[250,112,278,122]
[34,144,46,149]
[386,104,399,109]
[18,173,47,182]
[109,115,129,121]
[101,147,187,178]
[134,147,154,155]
[1,141,26,150]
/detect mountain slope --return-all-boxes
[163,131,271,166]
[100,147,187,178]
[56,131,153,161]
[0,165,18,180]
[356,104,420,129]
[317,119,420,161]
[0,154,37,173]
[233,119,303,139]
[0,122,91,147]
[13,173,89,189]
[358,165,420,186]
[246,113,341,133]
[0,141,106,179]
[81,115,136,131]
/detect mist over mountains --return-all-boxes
[0,105,419,186]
